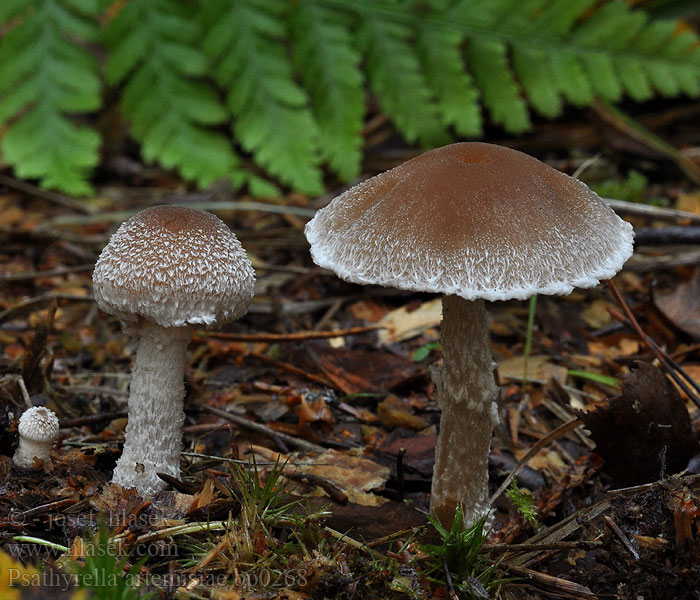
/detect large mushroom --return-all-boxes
[305,142,634,526]
[93,205,255,496]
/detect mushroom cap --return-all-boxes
[93,206,255,327]
[305,143,634,302]
[18,406,59,442]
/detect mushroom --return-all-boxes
[304,142,634,526]
[13,406,60,468]
[92,205,255,496]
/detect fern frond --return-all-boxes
[201,0,323,195]
[334,0,700,137]
[468,38,531,134]
[4,0,700,198]
[0,0,101,195]
[105,0,239,188]
[356,9,450,147]
[645,26,700,97]
[416,26,483,137]
[290,3,365,183]
[462,0,700,123]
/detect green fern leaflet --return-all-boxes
[0,0,699,197]
[201,0,324,195]
[290,3,366,183]
[104,0,241,189]
[0,0,102,196]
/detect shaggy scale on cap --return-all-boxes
[305,142,634,301]
[93,205,255,327]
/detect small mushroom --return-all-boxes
[92,206,255,496]
[13,406,59,468]
[305,142,634,526]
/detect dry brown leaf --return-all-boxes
[313,347,421,394]
[541,362,569,385]
[0,205,24,226]
[580,299,616,329]
[68,535,87,560]
[377,298,441,345]
[515,448,567,474]
[676,192,700,215]
[669,364,700,400]
[50,285,89,296]
[377,396,429,430]
[344,489,389,506]
[209,588,242,599]
[617,338,640,356]
[654,267,700,339]
[189,479,218,512]
[348,299,390,322]
[498,355,557,382]
[300,449,390,495]
[580,345,610,363]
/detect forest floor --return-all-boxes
[2,99,700,599]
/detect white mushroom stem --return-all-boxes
[14,439,51,468]
[430,296,499,527]
[112,321,192,496]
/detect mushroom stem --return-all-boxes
[112,321,192,496]
[430,296,499,527]
[14,439,51,468]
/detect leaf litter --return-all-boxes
[1,151,700,599]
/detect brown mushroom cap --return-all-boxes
[93,206,255,327]
[305,143,634,301]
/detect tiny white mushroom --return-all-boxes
[13,406,59,468]
[305,142,634,527]
[92,205,255,496]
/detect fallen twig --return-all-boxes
[606,279,700,409]
[246,351,334,388]
[442,557,460,600]
[34,201,315,231]
[0,264,94,282]
[57,385,129,398]
[59,411,128,427]
[198,403,326,453]
[0,292,92,324]
[4,498,78,525]
[489,419,583,505]
[593,99,700,185]
[0,172,95,213]
[0,374,33,409]
[503,498,612,568]
[503,563,598,598]
[634,226,700,246]
[605,198,700,224]
[323,526,387,561]
[486,540,603,552]
[181,451,277,466]
[603,515,640,560]
[200,325,382,343]
[124,521,227,545]
[624,249,700,272]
